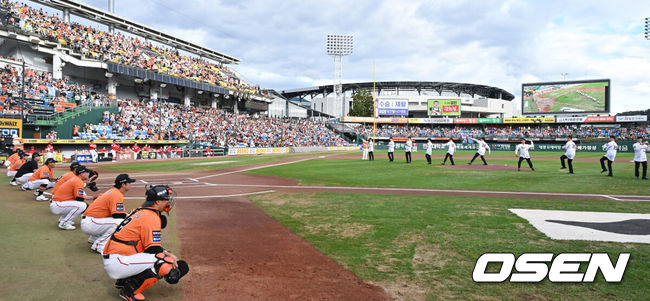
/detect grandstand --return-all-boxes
[282,81,516,119]
[0,0,342,148]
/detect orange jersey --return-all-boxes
[51,170,75,195]
[51,176,86,202]
[6,153,19,165]
[9,158,25,171]
[84,187,125,218]
[103,208,162,256]
[29,165,53,181]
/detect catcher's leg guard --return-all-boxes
[117,269,157,297]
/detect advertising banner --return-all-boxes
[428,99,461,116]
[503,117,556,124]
[408,118,454,124]
[584,116,615,123]
[556,116,587,123]
[477,118,502,124]
[21,139,189,144]
[454,118,477,124]
[0,118,22,137]
[615,115,647,122]
[377,98,409,116]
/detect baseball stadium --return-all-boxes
[1,1,649,301]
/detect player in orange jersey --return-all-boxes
[50,165,96,230]
[102,185,188,301]
[22,157,57,201]
[81,174,135,253]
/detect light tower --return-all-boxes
[645,17,649,40]
[326,34,353,119]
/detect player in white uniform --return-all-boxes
[468,138,490,165]
[405,137,412,163]
[441,138,456,165]
[368,140,374,161]
[560,136,577,174]
[599,136,618,177]
[425,138,433,164]
[632,137,648,180]
[387,137,395,162]
[515,139,535,171]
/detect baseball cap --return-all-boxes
[44,158,58,164]
[76,165,91,174]
[115,174,136,186]
[32,152,41,158]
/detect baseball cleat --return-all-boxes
[36,195,48,201]
[560,167,566,169]
[601,169,607,173]
[34,191,39,196]
[119,289,147,301]
[58,224,76,230]
[9,181,18,186]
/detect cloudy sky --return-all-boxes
[30,0,650,114]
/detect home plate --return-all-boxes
[191,160,235,166]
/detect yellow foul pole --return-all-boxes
[372,61,376,144]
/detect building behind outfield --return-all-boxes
[281,81,517,119]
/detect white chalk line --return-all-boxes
[123,190,275,199]
[190,156,319,180]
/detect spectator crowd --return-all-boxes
[79,99,348,147]
[357,124,648,140]
[0,1,263,95]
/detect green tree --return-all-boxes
[348,89,374,117]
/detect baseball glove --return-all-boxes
[87,170,99,192]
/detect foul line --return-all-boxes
[192,183,650,202]
[123,190,275,199]
[190,157,317,180]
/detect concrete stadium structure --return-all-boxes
[281,81,517,119]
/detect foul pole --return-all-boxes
[373,61,377,144]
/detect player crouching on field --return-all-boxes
[20,158,56,201]
[22,157,58,201]
[82,174,135,254]
[50,165,96,230]
[103,185,189,301]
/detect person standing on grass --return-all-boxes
[632,136,648,180]
[368,139,374,161]
[560,136,577,174]
[441,138,456,165]
[425,138,433,164]
[515,139,535,172]
[468,137,490,165]
[361,140,368,160]
[600,136,617,177]
[405,137,412,163]
[387,137,395,162]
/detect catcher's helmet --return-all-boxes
[143,185,177,213]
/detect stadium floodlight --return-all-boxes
[326,34,353,119]
[645,17,649,40]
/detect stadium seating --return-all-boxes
[356,124,648,140]
[79,99,348,147]
[0,1,263,95]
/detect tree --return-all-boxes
[348,89,374,117]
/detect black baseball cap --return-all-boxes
[115,174,136,186]
[76,165,91,174]
[70,161,80,170]
[32,152,41,159]
[44,158,58,164]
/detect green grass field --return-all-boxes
[248,150,649,195]
[3,151,648,300]
[250,192,650,300]
[0,175,181,301]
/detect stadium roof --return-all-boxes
[280,81,515,101]
[30,0,240,64]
